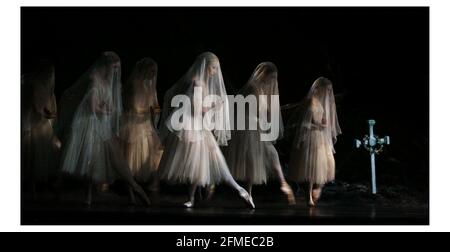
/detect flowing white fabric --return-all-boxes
[60,52,123,183]
[159,52,231,146]
[288,77,341,184]
[226,62,284,185]
[158,52,233,186]
[21,61,59,182]
[119,58,163,183]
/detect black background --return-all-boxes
[21,7,429,192]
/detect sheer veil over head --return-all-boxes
[58,51,122,139]
[22,60,57,121]
[21,60,59,182]
[295,77,341,150]
[240,61,284,140]
[59,51,123,180]
[160,52,231,145]
[123,57,158,111]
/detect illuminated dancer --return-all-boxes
[159,52,254,208]
[288,77,341,206]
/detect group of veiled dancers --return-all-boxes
[22,51,341,209]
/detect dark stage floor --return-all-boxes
[21,182,428,225]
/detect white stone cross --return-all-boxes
[355,119,390,194]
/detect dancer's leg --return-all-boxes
[307,182,315,207]
[312,184,322,203]
[267,144,295,205]
[223,173,255,209]
[246,181,253,197]
[184,183,197,208]
[206,184,215,200]
[107,138,150,205]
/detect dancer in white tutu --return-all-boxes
[159,52,254,208]
[21,61,61,197]
[119,58,163,203]
[59,52,150,205]
[288,77,341,206]
[226,62,295,205]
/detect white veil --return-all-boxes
[22,60,57,129]
[294,77,341,151]
[160,52,231,146]
[239,61,284,140]
[123,57,158,111]
[59,51,123,179]
[58,51,122,140]
[122,57,159,127]
[226,62,283,184]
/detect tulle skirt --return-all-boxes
[226,130,282,185]
[119,113,163,183]
[159,129,232,186]
[22,117,59,182]
[61,115,118,183]
[288,130,335,185]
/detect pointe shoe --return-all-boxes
[239,190,255,209]
[184,201,194,208]
[280,182,296,205]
